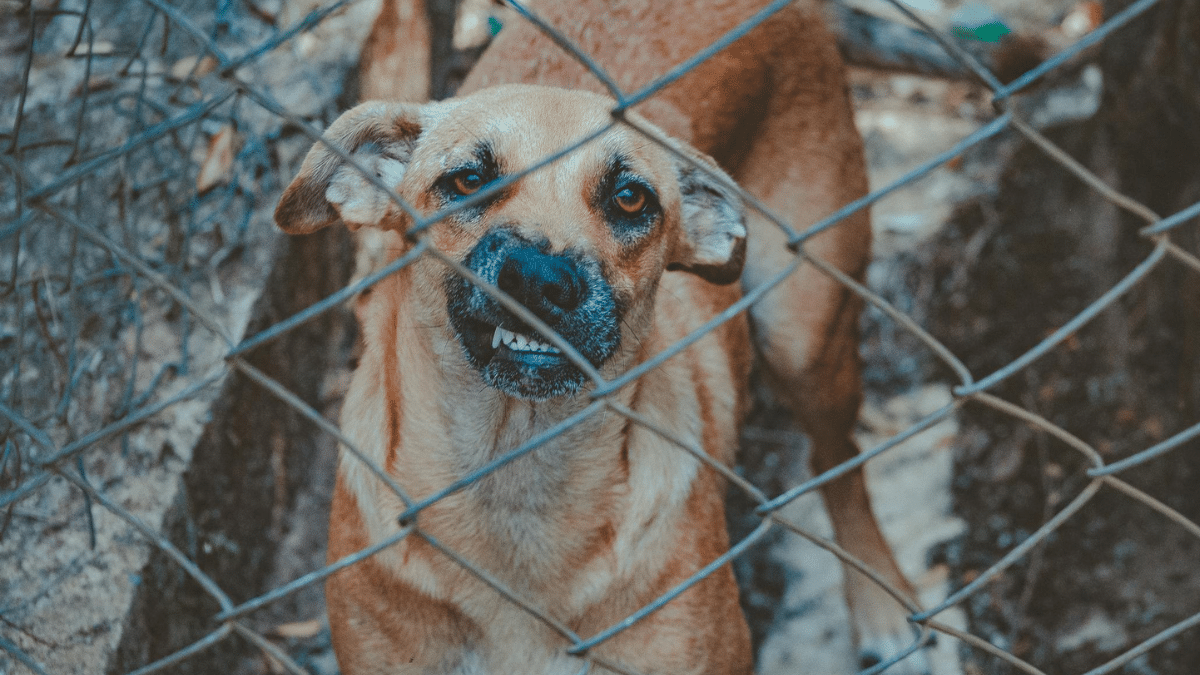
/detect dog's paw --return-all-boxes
[857,630,932,675]
[324,147,408,229]
[852,585,932,675]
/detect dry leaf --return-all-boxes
[196,125,236,194]
[1141,415,1165,440]
[1061,1,1103,39]
[245,1,278,25]
[272,619,322,639]
[71,75,116,98]
[70,40,114,56]
[261,652,286,675]
[171,54,218,81]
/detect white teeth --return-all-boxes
[491,326,562,354]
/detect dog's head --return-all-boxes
[276,84,745,400]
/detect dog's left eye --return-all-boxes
[612,185,648,214]
[451,170,486,196]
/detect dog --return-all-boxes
[274,1,927,672]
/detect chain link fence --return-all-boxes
[2,0,1198,673]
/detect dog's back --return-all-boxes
[459,2,857,172]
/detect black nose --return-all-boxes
[497,246,585,318]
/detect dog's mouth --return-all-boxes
[489,325,563,355]
[449,311,606,400]
[445,229,623,400]
[456,317,571,365]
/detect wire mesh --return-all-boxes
[1,0,1198,673]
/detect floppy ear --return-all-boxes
[666,153,747,285]
[275,101,425,235]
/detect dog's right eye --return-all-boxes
[434,162,505,217]
[437,167,495,201]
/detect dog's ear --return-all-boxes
[275,101,425,235]
[666,154,747,285]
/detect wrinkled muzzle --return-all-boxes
[445,228,623,400]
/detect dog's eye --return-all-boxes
[600,174,659,238]
[612,185,647,214]
[452,170,486,196]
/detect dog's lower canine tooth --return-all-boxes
[492,326,503,349]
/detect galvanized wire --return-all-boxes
[1,0,1197,673]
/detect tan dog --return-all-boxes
[275,1,927,673]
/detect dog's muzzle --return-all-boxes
[445,228,623,399]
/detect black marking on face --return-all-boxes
[445,228,624,400]
[594,154,662,243]
[432,141,506,220]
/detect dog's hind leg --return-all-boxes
[730,18,931,675]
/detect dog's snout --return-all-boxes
[447,228,621,396]
[498,248,584,316]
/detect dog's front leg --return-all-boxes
[326,479,493,675]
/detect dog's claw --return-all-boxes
[856,636,932,675]
[859,650,882,669]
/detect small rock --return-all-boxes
[1057,610,1129,653]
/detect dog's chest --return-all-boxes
[442,400,626,571]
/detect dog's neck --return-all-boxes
[343,271,660,586]
[419,333,647,594]
[433,329,642,518]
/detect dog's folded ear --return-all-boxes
[666,153,747,285]
[275,101,425,235]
